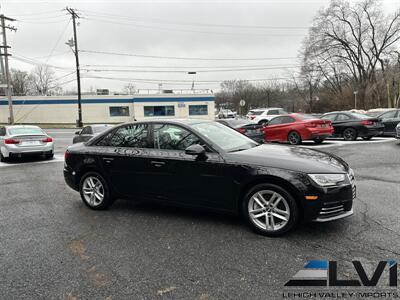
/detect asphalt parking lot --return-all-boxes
[1,129,399,299]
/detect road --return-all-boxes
[0,129,399,299]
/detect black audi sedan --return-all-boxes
[320,111,384,141]
[64,119,355,236]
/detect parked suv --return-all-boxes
[247,108,287,125]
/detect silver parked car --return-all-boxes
[0,125,54,162]
[73,124,113,144]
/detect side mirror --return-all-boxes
[75,130,81,135]
[185,144,206,156]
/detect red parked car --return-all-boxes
[263,114,334,145]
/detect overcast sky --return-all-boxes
[1,0,399,93]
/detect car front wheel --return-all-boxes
[79,172,114,210]
[288,131,302,145]
[243,184,299,236]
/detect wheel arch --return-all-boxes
[238,175,304,219]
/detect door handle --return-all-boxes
[102,157,114,163]
[151,161,165,167]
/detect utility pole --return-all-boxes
[66,7,82,127]
[0,14,16,124]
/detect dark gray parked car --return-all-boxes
[73,124,113,144]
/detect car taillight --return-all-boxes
[237,128,247,134]
[4,138,20,144]
[41,137,53,143]
[305,122,317,127]
[361,120,373,125]
[64,151,70,161]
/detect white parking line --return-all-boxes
[300,137,395,148]
[0,155,64,168]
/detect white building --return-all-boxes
[0,94,215,125]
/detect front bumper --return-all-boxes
[396,127,400,139]
[300,174,356,223]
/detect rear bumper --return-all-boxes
[303,128,333,140]
[359,126,384,137]
[9,150,53,158]
[64,165,79,191]
[2,143,54,157]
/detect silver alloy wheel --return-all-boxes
[248,190,290,232]
[288,132,300,144]
[82,176,105,207]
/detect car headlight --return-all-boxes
[308,174,346,187]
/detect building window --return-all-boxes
[144,105,175,117]
[189,105,208,116]
[109,106,130,117]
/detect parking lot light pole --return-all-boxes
[188,71,196,93]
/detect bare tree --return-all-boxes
[28,65,57,95]
[301,0,400,109]
[124,83,136,95]
[10,69,29,96]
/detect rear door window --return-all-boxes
[267,109,279,115]
[336,114,351,121]
[97,124,150,148]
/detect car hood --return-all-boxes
[225,144,349,174]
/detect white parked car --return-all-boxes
[0,125,54,162]
[217,109,237,119]
[246,108,287,125]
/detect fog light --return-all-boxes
[305,196,318,200]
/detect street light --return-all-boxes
[188,71,196,92]
[353,91,358,109]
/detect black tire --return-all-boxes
[361,136,373,140]
[0,152,8,162]
[79,172,115,210]
[288,131,302,145]
[45,153,54,159]
[313,138,325,144]
[242,183,299,237]
[343,128,357,141]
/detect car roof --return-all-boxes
[124,118,214,126]
[5,125,41,129]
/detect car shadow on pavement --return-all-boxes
[1,156,54,165]
[101,198,349,238]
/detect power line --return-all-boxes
[44,19,71,64]
[84,16,305,37]
[80,49,298,61]
[82,63,299,69]
[80,9,309,30]
[81,65,300,73]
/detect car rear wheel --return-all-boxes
[79,172,114,210]
[313,138,325,144]
[243,184,299,237]
[0,152,8,162]
[343,128,357,141]
[361,136,373,140]
[288,131,302,145]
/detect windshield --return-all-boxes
[191,122,258,152]
[8,127,44,135]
